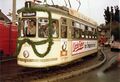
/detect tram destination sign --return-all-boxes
[22,12,36,17]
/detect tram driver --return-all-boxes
[52,21,58,37]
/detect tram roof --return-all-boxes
[17,3,97,26]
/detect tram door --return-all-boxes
[60,17,69,58]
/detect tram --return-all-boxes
[17,1,98,68]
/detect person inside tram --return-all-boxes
[26,20,36,37]
[52,21,58,37]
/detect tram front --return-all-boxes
[17,1,58,67]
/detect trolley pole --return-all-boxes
[12,0,16,23]
[68,0,72,8]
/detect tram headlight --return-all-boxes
[23,50,29,58]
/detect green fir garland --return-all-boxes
[16,5,53,57]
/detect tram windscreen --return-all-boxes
[20,18,36,37]
[20,18,59,38]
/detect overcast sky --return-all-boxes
[0,0,119,25]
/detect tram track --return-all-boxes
[0,50,106,82]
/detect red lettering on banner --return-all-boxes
[73,41,84,52]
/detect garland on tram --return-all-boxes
[16,2,54,57]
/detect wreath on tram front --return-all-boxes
[16,6,53,57]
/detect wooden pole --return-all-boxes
[68,0,71,8]
[12,0,16,23]
[51,0,54,5]
[64,0,67,6]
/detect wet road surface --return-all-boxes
[58,47,120,82]
[58,66,120,82]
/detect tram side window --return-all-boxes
[72,28,81,39]
[88,27,92,39]
[81,24,85,38]
[85,25,89,38]
[21,19,36,37]
[61,26,67,38]
[94,29,97,38]
[61,18,67,38]
[51,20,59,38]
[85,26,88,32]
[92,28,95,39]
[91,28,97,39]
[71,21,81,39]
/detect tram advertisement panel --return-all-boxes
[72,40,97,55]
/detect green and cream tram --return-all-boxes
[17,1,98,68]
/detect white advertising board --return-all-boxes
[72,40,97,55]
